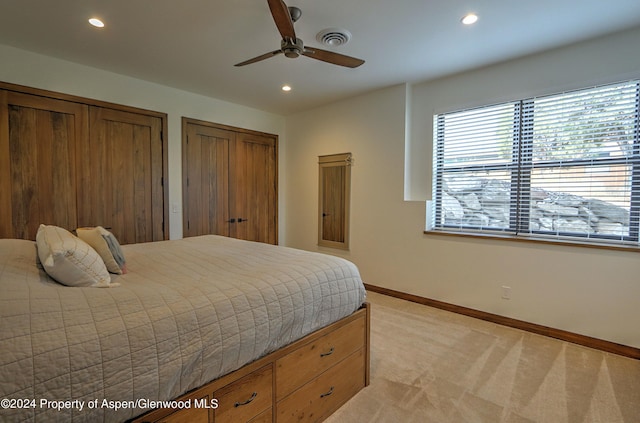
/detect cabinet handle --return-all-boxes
[320,347,335,357]
[234,392,257,407]
[237,218,248,223]
[227,218,236,223]
[320,386,334,398]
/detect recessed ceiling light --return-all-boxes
[461,13,478,25]
[88,18,105,28]
[282,85,292,92]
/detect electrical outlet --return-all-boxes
[501,285,511,300]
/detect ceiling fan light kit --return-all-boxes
[235,0,364,68]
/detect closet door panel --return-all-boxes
[183,122,231,238]
[231,133,277,244]
[79,107,164,244]
[0,91,87,239]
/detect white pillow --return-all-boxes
[76,226,127,274]
[36,224,114,288]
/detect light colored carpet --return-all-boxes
[326,292,640,423]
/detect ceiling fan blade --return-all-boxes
[268,0,296,40]
[301,47,365,68]
[235,49,283,67]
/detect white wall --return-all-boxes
[0,44,287,241]
[285,26,640,348]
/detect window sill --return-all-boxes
[423,229,640,253]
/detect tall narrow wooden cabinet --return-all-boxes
[182,118,277,244]
[0,83,168,243]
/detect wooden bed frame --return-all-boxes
[131,303,370,423]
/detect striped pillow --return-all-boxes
[76,226,127,274]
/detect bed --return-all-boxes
[0,233,368,422]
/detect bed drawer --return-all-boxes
[248,407,273,423]
[276,348,366,423]
[214,364,273,423]
[276,316,365,400]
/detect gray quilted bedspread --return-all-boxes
[0,235,366,422]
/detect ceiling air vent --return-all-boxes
[316,28,352,46]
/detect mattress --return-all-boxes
[0,235,366,422]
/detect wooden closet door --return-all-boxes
[0,91,87,239]
[182,119,277,244]
[183,122,231,238]
[78,107,164,244]
[230,133,277,244]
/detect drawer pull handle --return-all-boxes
[320,386,334,398]
[320,347,335,357]
[234,392,257,407]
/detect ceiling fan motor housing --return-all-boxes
[281,38,304,58]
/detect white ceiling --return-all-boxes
[2,0,640,115]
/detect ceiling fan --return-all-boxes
[235,0,365,68]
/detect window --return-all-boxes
[431,80,640,247]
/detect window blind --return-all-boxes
[432,80,640,246]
